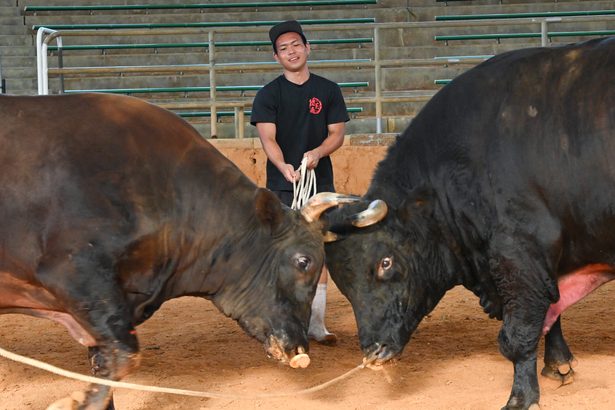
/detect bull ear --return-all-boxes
[254,188,284,231]
[398,186,434,223]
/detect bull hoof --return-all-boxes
[541,362,575,385]
[46,391,86,410]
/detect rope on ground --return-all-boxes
[291,157,316,210]
[0,345,369,400]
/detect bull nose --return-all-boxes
[364,342,397,365]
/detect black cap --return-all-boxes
[269,20,307,50]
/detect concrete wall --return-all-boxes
[210,134,394,196]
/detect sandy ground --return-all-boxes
[1,281,615,410]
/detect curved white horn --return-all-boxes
[300,192,360,223]
[351,200,388,227]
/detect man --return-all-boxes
[250,20,349,345]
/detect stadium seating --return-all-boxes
[2,0,613,137]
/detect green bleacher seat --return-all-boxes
[435,30,615,43]
[436,10,615,21]
[47,38,373,52]
[32,18,376,32]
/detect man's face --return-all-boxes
[274,32,310,72]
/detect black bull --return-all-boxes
[324,37,615,409]
[0,93,355,409]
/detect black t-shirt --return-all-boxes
[250,73,349,191]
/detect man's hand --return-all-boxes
[280,163,299,182]
[304,149,321,169]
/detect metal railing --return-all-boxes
[35,15,615,137]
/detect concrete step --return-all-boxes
[28,31,375,45]
[0,14,23,24]
[22,0,383,12]
[0,44,35,56]
[0,34,34,46]
[44,32,377,47]
[0,24,30,35]
[0,54,35,67]
[0,6,20,17]
[52,74,374,95]
[24,5,387,20]
[46,46,374,67]
[410,1,615,21]
[371,19,615,51]
[25,7,387,26]
[1,77,37,95]
[3,65,36,77]
[46,66,451,94]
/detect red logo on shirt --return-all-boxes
[309,97,323,114]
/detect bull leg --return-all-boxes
[541,317,575,385]
[491,211,563,409]
[87,347,116,410]
[37,255,141,410]
[498,301,546,410]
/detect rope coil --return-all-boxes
[291,157,316,210]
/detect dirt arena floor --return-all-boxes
[1,281,615,410]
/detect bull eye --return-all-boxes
[294,255,311,272]
[381,257,392,270]
[376,256,394,280]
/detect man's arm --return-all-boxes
[304,122,345,169]
[256,122,299,182]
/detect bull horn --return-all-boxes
[350,199,388,227]
[300,192,360,223]
[322,231,339,243]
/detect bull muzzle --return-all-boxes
[363,342,399,368]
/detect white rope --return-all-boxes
[0,345,369,401]
[291,157,317,210]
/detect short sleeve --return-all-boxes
[250,85,277,126]
[327,83,350,125]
